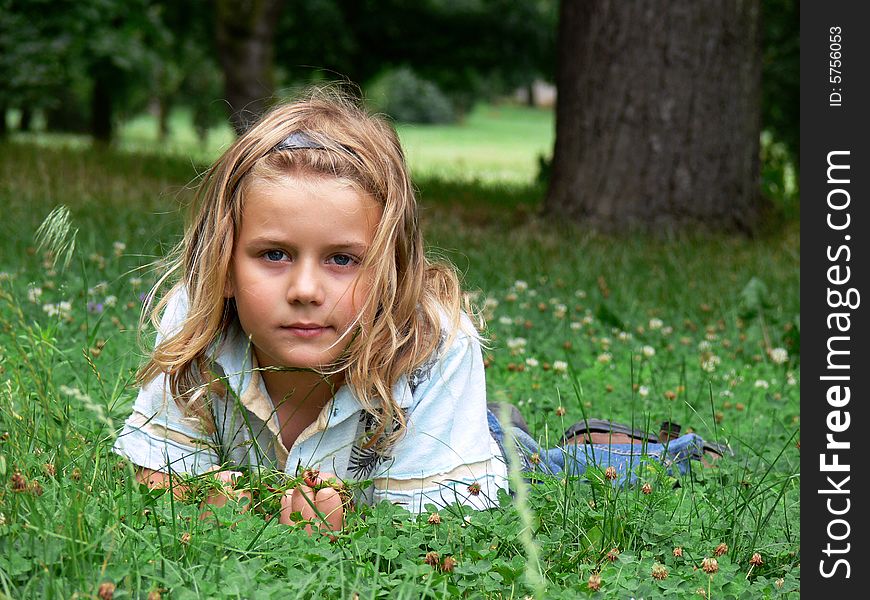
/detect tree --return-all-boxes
[1,0,168,142]
[215,0,285,134]
[761,0,799,162]
[544,0,765,233]
[274,0,557,116]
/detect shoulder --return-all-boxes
[407,308,481,395]
[152,285,190,343]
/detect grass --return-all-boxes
[19,103,555,184]
[0,114,799,598]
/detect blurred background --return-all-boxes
[0,0,798,233]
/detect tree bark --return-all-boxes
[545,0,764,233]
[215,0,284,135]
[90,59,115,143]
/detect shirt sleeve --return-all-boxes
[370,321,508,512]
[111,289,221,475]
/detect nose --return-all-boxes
[286,259,324,305]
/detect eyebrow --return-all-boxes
[245,237,371,252]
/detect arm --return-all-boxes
[370,324,509,511]
[136,466,251,512]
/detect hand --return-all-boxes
[201,466,252,513]
[278,470,344,535]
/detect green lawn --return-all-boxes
[0,115,799,597]
[117,103,554,183]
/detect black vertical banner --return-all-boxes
[801,1,870,595]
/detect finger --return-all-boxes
[315,487,343,532]
[233,488,253,512]
[215,470,242,485]
[205,489,229,508]
[279,490,295,525]
[292,485,317,535]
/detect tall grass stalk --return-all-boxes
[498,404,546,598]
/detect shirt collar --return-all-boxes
[210,319,414,437]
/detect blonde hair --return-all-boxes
[138,87,470,449]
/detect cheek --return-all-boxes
[349,272,377,313]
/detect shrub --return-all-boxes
[368,67,456,124]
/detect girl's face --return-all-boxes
[227,175,382,376]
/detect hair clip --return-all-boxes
[274,131,327,151]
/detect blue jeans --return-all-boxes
[487,410,707,484]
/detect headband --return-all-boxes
[274,131,328,151]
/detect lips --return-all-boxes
[281,323,330,338]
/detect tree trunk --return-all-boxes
[157,97,171,142]
[90,60,114,143]
[544,0,764,233]
[19,107,33,131]
[215,0,284,135]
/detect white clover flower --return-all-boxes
[638,385,650,397]
[617,331,631,341]
[787,372,797,385]
[705,332,718,341]
[112,241,126,256]
[42,303,59,317]
[649,318,663,330]
[483,297,499,309]
[720,389,734,398]
[575,289,587,298]
[754,379,770,389]
[28,287,43,303]
[88,281,108,296]
[698,340,712,352]
[498,315,513,325]
[129,277,143,288]
[553,304,567,319]
[642,345,656,358]
[570,321,582,330]
[0,512,5,526]
[506,337,527,354]
[58,301,72,316]
[552,360,568,373]
[661,326,673,336]
[528,289,538,297]
[597,352,612,364]
[514,280,528,292]
[701,355,721,372]
[525,357,539,368]
[769,347,788,365]
[600,337,611,347]
[582,315,594,325]
[104,295,118,308]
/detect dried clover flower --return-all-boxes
[588,573,602,591]
[701,557,719,574]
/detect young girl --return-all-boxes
[113,90,719,532]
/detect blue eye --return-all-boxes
[265,250,286,262]
[331,254,354,267]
